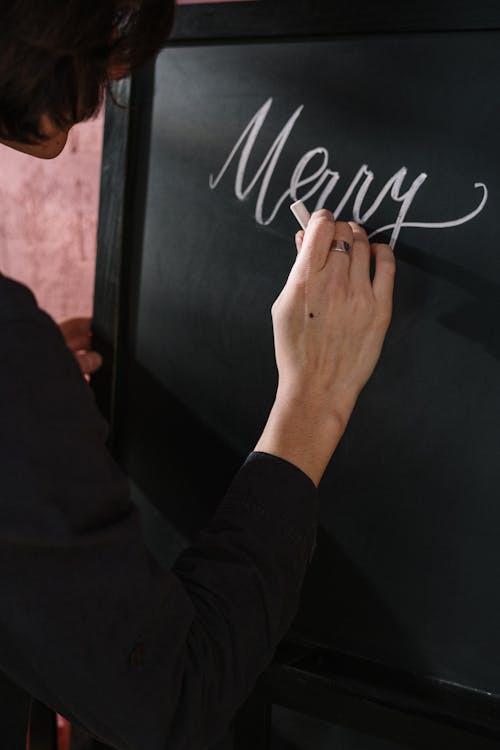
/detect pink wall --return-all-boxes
[0,112,104,324]
[0,4,253,322]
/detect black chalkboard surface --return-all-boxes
[112,30,500,728]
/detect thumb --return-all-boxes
[295,230,305,254]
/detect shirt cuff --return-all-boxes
[217,450,319,566]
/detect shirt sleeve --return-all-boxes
[0,277,318,750]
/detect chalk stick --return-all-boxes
[290,200,311,230]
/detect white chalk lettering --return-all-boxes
[209,98,488,250]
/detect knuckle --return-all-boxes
[310,208,334,224]
[335,221,354,241]
[374,243,396,264]
[311,222,336,248]
[351,222,368,237]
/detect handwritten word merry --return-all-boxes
[209,98,488,249]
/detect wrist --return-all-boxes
[255,386,353,487]
[277,379,358,433]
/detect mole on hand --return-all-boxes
[309,313,314,318]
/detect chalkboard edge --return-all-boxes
[170,2,500,43]
[92,66,156,454]
[263,636,500,743]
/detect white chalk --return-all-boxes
[290,200,311,230]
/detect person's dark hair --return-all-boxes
[0,0,175,143]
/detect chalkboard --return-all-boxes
[103,27,500,736]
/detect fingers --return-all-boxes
[323,221,353,290]
[331,220,354,250]
[372,243,396,312]
[348,222,371,289]
[295,230,304,254]
[295,209,336,272]
[59,317,92,338]
[66,333,93,352]
[294,212,353,281]
[59,317,93,351]
[58,317,104,377]
[292,214,395,315]
[74,350,103,376]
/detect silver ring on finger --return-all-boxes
[331,240,351,254]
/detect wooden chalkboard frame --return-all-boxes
[235,638,500,750]
[93,7,500,748]
[169,0,500,42]
[93,67,155,450]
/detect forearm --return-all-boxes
[254,385,354,487]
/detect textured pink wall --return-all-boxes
[0,3,256,319]
[0,111,104,324]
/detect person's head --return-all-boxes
[0,0,175,158]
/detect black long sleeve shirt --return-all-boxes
[0,272,318,750]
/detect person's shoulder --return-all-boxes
[0,272,38,318]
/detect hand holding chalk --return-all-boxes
[255,204,395,486]
[290,200,353,255]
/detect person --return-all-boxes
[0,2,396,749]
